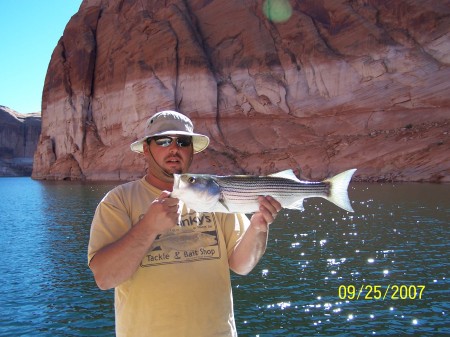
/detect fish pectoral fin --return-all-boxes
[286,199,305,211]
[219,199,230,212]
[269,169,300,182]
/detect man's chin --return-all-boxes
[163,167,183,175]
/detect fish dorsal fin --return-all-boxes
[269,169,300,182]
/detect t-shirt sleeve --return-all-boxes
[87,187,133,265]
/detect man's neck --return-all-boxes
[145,173,173,191]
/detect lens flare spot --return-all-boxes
[263,0,293,23]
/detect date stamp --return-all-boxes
[338,284,426,300]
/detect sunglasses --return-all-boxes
[148,136,193,148]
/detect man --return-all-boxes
[88,110,281,336]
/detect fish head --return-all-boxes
[172,174,221,212]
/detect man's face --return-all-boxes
[144,135,193,174]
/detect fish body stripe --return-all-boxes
[215,176,330,201]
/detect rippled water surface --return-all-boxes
[0,178,448,336]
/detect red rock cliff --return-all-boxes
[1,106,41,176]
[32,0,450,182]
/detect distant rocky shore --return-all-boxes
[0,106,41,177]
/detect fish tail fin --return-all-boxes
[324,169,357,212]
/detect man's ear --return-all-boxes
[143,141,150,155]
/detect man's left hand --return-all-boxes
[250,196,282,232]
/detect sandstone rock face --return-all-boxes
[33,0,450,182]
[0,106,41,176]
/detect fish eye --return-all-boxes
[188,177,196,184]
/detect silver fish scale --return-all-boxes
[215,176,330,202]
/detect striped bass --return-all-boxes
[171,169,357,213]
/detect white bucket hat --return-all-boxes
[130,110,210,154]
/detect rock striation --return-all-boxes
[0,106,41,176]
[33,0,450,182]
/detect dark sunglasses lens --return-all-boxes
[176,137,192,147]
[154,137,173,147]
[153,136,192,147]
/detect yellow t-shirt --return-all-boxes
[88,177,249,337]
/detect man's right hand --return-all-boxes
[140,191,180,236]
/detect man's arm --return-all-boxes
[89,191,179,290]
[228,196,281,275]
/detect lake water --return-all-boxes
[0,177,448,336]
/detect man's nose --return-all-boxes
[168,141,179,152]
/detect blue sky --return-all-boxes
[0,1,82,114]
